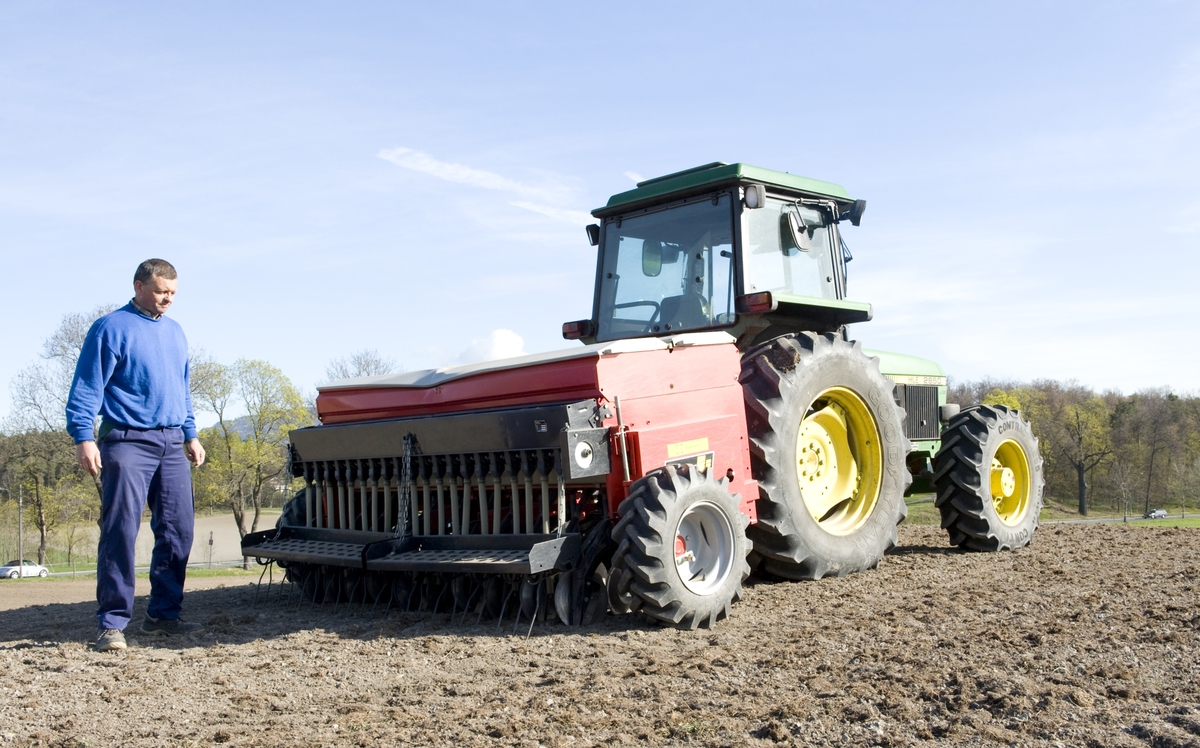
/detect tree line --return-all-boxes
[950,379,1200,516]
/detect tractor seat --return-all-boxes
[659,293,710,330]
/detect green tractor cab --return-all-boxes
[566,162,873,348]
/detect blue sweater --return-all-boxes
[66,303,198,443]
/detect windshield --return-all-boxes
[595,194,735,341]
[743,198,838,299]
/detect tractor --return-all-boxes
[241,162,1044,629]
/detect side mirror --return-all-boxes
[642,240,663,277]
[562,319,594,340]
[785,210,813,252]
[585,224,600,246]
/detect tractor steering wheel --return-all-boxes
[613,300,661,333]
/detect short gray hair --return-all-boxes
[134,259,177,284]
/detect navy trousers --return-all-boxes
[96,426,194,631]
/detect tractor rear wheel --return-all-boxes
[740,332,910,579]
[611,464,750,629]
[278,490,307,527]
[933,404,1043,550]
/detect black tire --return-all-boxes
[611,464,750,629]
[278,490,307,528]
[933,404,1043,551]
[740,332,910,580]
[605,544,642,615]
[38,569,48,578]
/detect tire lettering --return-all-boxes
[868,388,883,410]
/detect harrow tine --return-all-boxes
[448,577,462,621]
[383,579,396,616]
[460,582,482,627]
[495,583,515,633]
[433,583,449,615]
[347,576,363,617]
[282,569,295,605]
[298,571,310,610]
[371,579,390,616]
[253,562,270,607]
[476,587,488,626]
[525,586,541,640]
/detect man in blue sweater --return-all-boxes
[67,258,207,652]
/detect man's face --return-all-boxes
[133,275,178,316]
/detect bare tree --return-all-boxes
[9,305,118,433]
[1123,390,1182,515]
[324,349,399,382]
[4,307,116,563]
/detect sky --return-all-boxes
[2,1,1199,426]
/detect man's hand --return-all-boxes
[76,441,102,476]
[185,438,206,468]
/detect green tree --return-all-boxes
[1058,396,1113,516]
[192,357,312,544]
[0,430,76,565]
[981,388,1023,411]
[1010,382,1113,516]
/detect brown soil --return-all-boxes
[0,524,1196,747]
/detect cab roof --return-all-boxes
[594,162,853,218]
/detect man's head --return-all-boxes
[133,259,179,317]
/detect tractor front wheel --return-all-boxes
[611,464,750,629]
[933,404,1043,550]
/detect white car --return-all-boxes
[1,560,49,578]
[1143,509,1168,520]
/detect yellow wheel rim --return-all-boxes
[794,387,883,536]
[991,439,1032,526]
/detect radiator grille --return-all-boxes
[894,384,940,440]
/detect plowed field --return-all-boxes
[1,523,1196,747]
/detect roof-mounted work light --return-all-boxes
[743,184,766,209]
[839,199,867,226]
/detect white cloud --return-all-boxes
[509,201,594,226]
[624,171,644,183]
[378,147,565,204]
[457,329,527,365]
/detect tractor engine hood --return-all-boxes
[315,331,737,425]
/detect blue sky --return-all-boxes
[2,1,1198,424]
